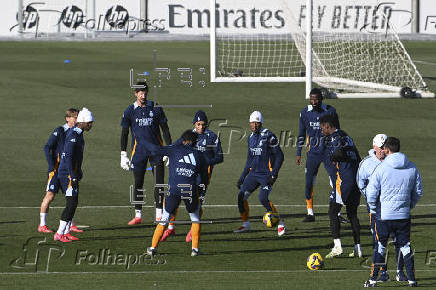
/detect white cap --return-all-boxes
[373,134,387,148]
[249,111,263,123]
[77,107,94,123]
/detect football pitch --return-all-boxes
[0,41,436,289]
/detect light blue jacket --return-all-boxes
[356,149,382,213]
[366,152,423,220]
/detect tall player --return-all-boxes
[160,110,223,242]
[296,88,340,222]
[54,108,94,242]
[120,81,172,225]
[319,114,361,258]
[234,111,286,236]
[38,108,79,233]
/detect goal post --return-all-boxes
[210,0,434,98]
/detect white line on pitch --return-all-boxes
[1,204,436,209]
[0,269,435,275]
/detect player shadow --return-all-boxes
[203,213,329,224]
[327,242,372,249]
[0,234,22,238]
[413,277,436,287]
[216,243,332,255]
[89,224,156,231]
[79,234,153,241]
[201,217,248,225]
[372,281,436,288]
[201,230,335,242]
[0,220,25,224]
[206,216,242,222]
[411,222,436,227]
[360,224,371,230]
[423,76,436,81]
[416,277,436,281]
[272,213,330,220]
[412,214,436,219]
[206,230,281,242]
[294,226,331,234]
[200,215,289,225]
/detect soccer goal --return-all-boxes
[210,0,434,98]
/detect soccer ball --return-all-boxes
[307,253,324,270]
[263,212,279,228]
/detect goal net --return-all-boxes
[210,0,434,98]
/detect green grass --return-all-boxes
[0,41,436,289]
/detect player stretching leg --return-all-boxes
[320,115,361,258]
[145,130,208,256]
[54,108,94,242]
[160,110,223,242]
[39,108,79,233]
[120,82,172,225]
[234,111,286,236]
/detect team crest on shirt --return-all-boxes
[196,139,208,152]
[149,111,154,117]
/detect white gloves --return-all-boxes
[163,156,169,167]
[120,151,131,171]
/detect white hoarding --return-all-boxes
[1,2,19,36]
[420,0,436,34]
[150,0,413,34]
[0,0,417,37]
[4,0,141,37]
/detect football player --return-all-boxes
[120,81,172,225]
[296,88,340,222]
[145,130,208,256]
[54,108,94,242]
[319,114,361,258]
[234,111,286,236]
[160,110,223,243]
[38,108,82,233]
